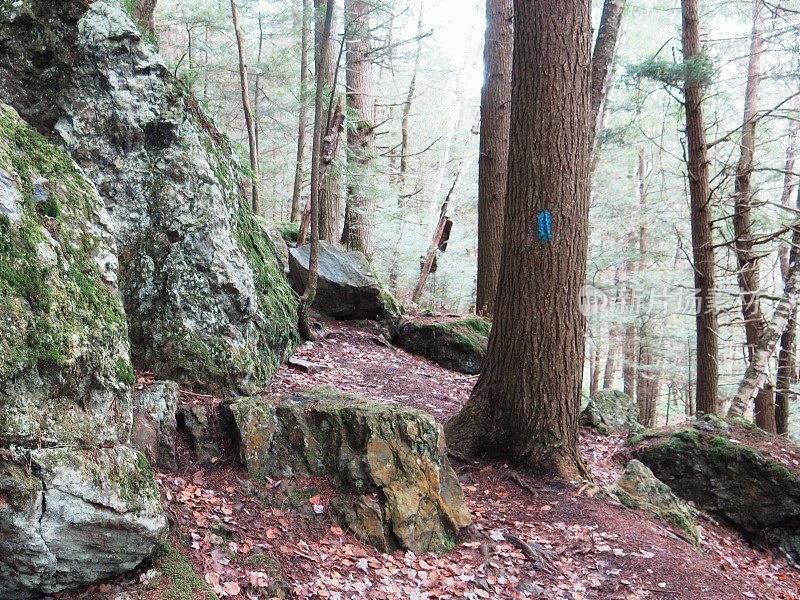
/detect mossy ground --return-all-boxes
[151,542,219,600]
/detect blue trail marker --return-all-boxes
[538,210,552,242]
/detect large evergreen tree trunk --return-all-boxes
[290,0,311,224]
[314,0,341,243]
[340,0,376,256]
[445,0,591,479]
[682,0,719,415]
[132,0,157,36]
[475,0,513,316]
[732,0,771,430]
[230,0,260,215]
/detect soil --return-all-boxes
[41,320,800,600]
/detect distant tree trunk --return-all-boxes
[590,344,601,397]
[340,0,376,256]
[132,0,157,37]
[475,0,513,316]
[732,0,771,429]
[622,228,637,398]
[399,3,424,193]
[315,0,342,243]
[776,126,799,436]
[291,0,311,223]
[445,0,591,479]
[603,328,618,389]
[231,0,260,214]
[682,0,718,415]
[590,0,626,146]
[298,0,336,341]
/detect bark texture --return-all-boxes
[230,0,260,214]
[340,0,376,256]
[475,0,513,316]
[445,0,591,478]
[290,0,311,223]
[314,0,341,243]
[590,0,626,146]
[682,0,719,415]
[132,0,157,36]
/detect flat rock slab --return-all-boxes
[392,317,490,375]
[223,385,472,554]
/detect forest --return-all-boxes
[3,0,800,598]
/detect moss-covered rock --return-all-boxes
[392,317,489,375]
[581,389,642,435]
[223,386,471,554]
[0,1,299,394]
[0,102,132,448]
[0,446,167,599]
[611,459,699,545]
[633,415,800,560]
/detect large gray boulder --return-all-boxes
[633,416,800,561]
[289,240,400,320]
[223,386,471,554]
[581,389,642,434]
[0,0,298,393]
[0,103,166,598]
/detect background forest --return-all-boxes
[153,0,800,435]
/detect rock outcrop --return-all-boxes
[223,386,471,554]
[633,416,800,560]
[0,0,298,393]
[131,381,180,471]
[392,317,489,375]
[611,459,699,545]
[289,240,401,320]
[0,103,166,598]
[581,389,642,434]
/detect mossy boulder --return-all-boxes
[0,1,298,394]
[633,415,800,560]
[0,102,131,448]
[392,317,489,375]
[223,386,472,554]
[611,459,699,545]
[0,447,167,599]
[288,240,402,320]
[581,389,642,435]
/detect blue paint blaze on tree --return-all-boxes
[538,210,552,242]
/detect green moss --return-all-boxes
[628,429,669,447]
[116,358,135,385]
[710,436,727,448]
[275,222,300,244]
[152,542,219,600]
[0,104,129,385]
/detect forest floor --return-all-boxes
[47,321,800,600]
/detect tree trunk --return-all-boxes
[682,0,718,415]
[315,0,342,243]
[590,344,601,397]
[776,125,799,436]
[230,0,260,215]
[590,0,626,146]
[603,326,618,389]
[399,3,424,193]
[445,0,591,479]
[340,0,376,256]
[732,0,770,428]
[475,0,513,316]
[132,0,157,37]
[298,0,337,341]
[291,0,311,223]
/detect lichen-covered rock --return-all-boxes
[392,317,489,375]
[289,240,401,320]
[0,447,167,599]
[224,386,471,553]
[178,405,222,469]
[0,102,132,448]
[611,459,699,545]
[0,1,298,393]
[581,389,642,434]
[131,381,180,471]
[633,416,800,560]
